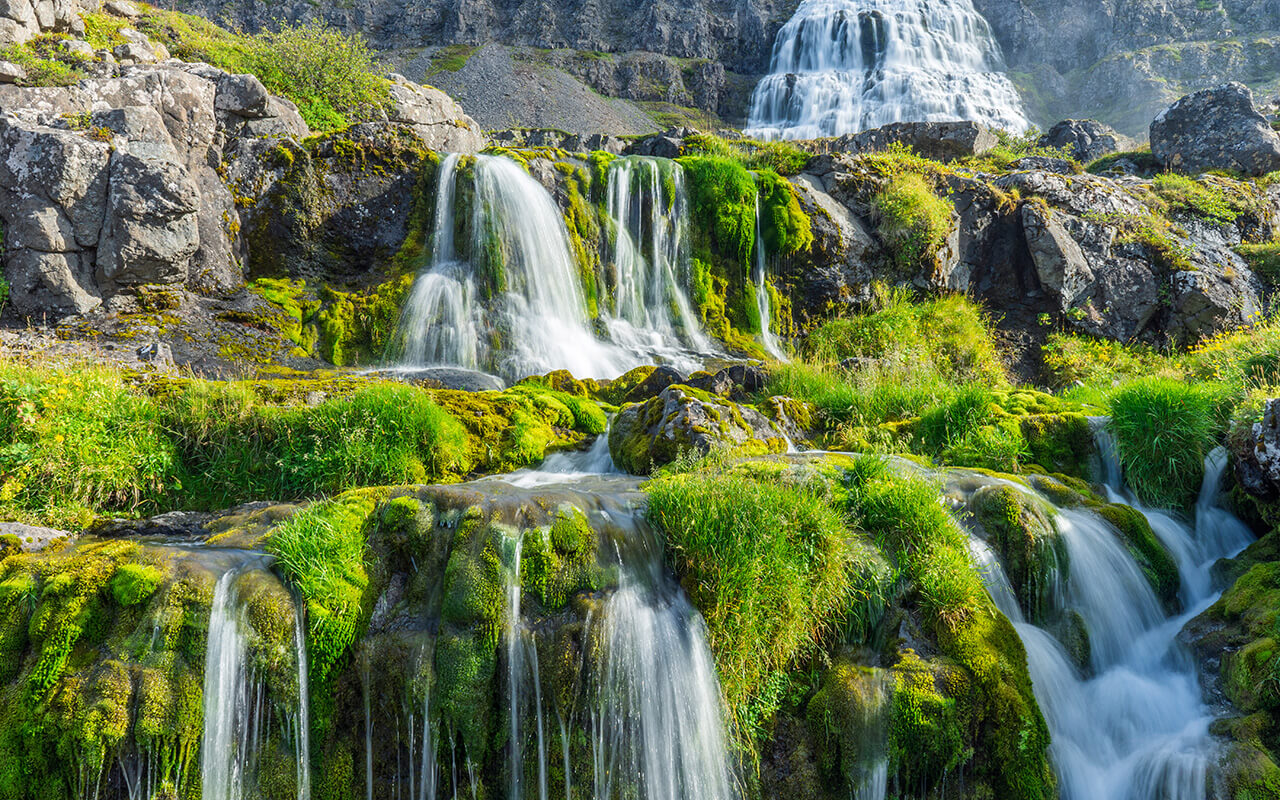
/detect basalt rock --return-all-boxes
[1038,119,1127,163]
[1151,83,1280,176]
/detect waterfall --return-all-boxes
[752,198,788,361]
[201,562,312,800]
[966,444,1254,800]
[745,0,1032,140]
[590,577,736,800]
[391,154,640,381]
[603,157,712,370]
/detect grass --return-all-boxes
[0,358,606,528]
[646,462,892,751]
[1151,173,1257,224]
[680,133,811,176]
[0,34,86,87]
[870,173,955,274]
[1107,377,1227,508]
[137,10,390,132]
[1236,241,1280,288]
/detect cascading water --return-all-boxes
[745,0,1032,140]
[751,198,788,361]
[966,440,1254,800]
[390,155,640,381]
[604,157,712,371]
[201,559,312,800]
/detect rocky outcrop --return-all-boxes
[1151,83,1280,177]
[1038,119,1127,163]
[1236,398,1280,503]
[803,121,999,163]
[0,0,82,45]
[608,385,786,474]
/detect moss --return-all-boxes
[806,660,890,791]
[1019,413,1094,479]
[519,507,603,610]
[755,170,813,257]
[108,563,163,607]
[969,485,1066,622]
[1098,504,1181,607]
[888,651,968,788]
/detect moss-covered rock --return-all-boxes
[608,385,786,474]
[969,484,1067,622]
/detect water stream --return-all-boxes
[745,0,1031,139]
[967,440,1253,800]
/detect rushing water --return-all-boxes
[967,439,1253,800]
[751,198,788,361]
[604,157,712,371]
[201,558,312,800]
[390,154,725,381]
[745,0,1031,139]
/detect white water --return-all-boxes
[751,198,788,361]
[968,443,1253,800]
[590,575,736,800]
[201,564,312,800]
[391,155,639,381]
[604,157,712,372]
[501,432,620,488]
[745,0,1032,139]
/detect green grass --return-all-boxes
[645,463,892,750]
[426,44,476,75]
[0,34,86,87]
[680,133,811,176]
[1107,377,1227,508]
[1151,173,1256,224]
[1236,241,1280,288]
[870,174,955,274]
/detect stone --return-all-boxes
[0,60,24,83]
[384,75,485,152]
[821,121,999,162]
[1021,202,1094,312]
[1236,398,1280,501]
[1009,156,1076,174]
[1038,119,1126,163]
[96,152,201,287]
[0,521,71,551]
[620,364,683,403]
[135,340,173,367]
[215,72,271,118]
[1151,83,1280,177]
[60,37,92,57]
[103,0,139,17]
[608,385,786,474]
[627,127,694,159]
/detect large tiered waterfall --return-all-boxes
[389,154,713,381]
[745,0,1032,139]
[966,438,1253,800]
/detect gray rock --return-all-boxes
[215,72,270,118]
[1235,398,1280,502]
[820,121,999,162]
[1009,156,1076,174]
[627,127,693,159]
[608,385,785,474]
[385,75,485,152]
[0,60,25,83]
[96,152,201,287]
[0,521,71,551]
[1021,202,1094,312]
[135,340,174,367]
[1038,119,1126,163]
[60,37,92,57]
[1151,83,1280,176]
[103,0,139,17]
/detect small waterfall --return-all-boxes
[501,432,619,488]
[604,157,712,368]
[590,577,736,800]
[505,534,550,800]
[745,0,1032,139]
[201,562,312,800]
[391,154,640,381]
[752,198,788,361]
[966,445,1254,800]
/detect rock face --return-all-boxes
[1038,119,1127,163]
[804,121,999,163]
[609,385,786,474]
[1236,398,1280,502]
[1151,83,1280,177]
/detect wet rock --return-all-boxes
[1038,119,1126,163]
[608,385,785,474]
[1151,83,1280,176]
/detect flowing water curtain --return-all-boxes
[962,442,1255,800]
[604,157,713,359]
[751,195,788,361]
[746,0,1032,139]
[359,637,437,800]
[201,563,312,800]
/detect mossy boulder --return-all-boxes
[608,385,787,474]
[969,484,1067,622]
[806,659,891,792]
[1097,503,1181,608]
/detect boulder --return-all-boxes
[0,60,24,83]
[608,385,785,474]
[820,121,999,162]
[627,127,694,159]
[1009,156,1076,174]
[60,37,91,58]
[1038,119,1126,163]
[215,72,270,118]
[1021,201,1094,312]
[103,0,139,17]
[1236,398,1280,501]
[385,74,485,153]
[1151,83,1280,176]
[620,364,683,403]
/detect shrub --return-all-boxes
[870,174,954,273]
[1235,242,1280,288]
[1107,377,1226,508]
[1152,173,1253,224]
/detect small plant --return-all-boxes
[1151,173,1255,224]
[870,173,954,274]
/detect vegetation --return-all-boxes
[870,173,955,274]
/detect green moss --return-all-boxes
[806,660,891,790]
[870,173,955,276]
[969,485,1066,622]
[755,170,812,257]
[1019,413,1094,479]
[108,563,163,607]
[888,651,967,787]
[1098,504,1181,606]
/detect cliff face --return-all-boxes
[164,0,1280,135]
